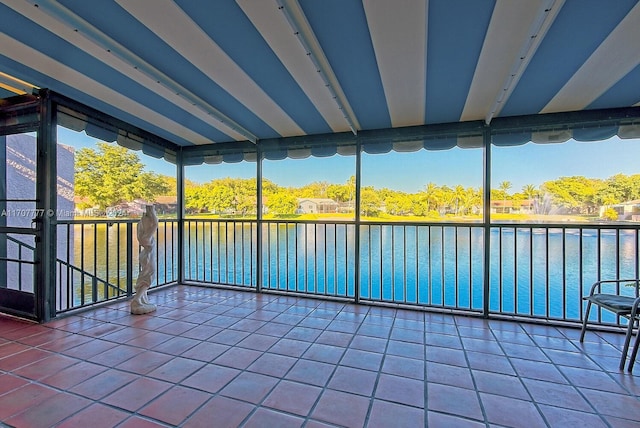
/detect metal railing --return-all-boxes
[184,219,256,288]
[262,221,356,298]
[359,223,483,312]
[48,216,640,326]
[3,234,37,292]
[490,224,640,325]
[55,219,178,313]
[183,219,640,327]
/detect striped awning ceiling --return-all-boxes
[1,0,639,148]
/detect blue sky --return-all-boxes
[185,136,640,193]
[58,126,640,194]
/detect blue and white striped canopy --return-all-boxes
[1,0,639,147]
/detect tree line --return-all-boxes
[74,144,640,217]
[184,173,640,218]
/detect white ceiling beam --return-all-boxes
[485,0,564,124]
[363,0,427,127]
[0,33,214,145]
[0,71,38,95]
[276,0,360,135]
[7,0,255,143]
[117,0,304,138]
[462,0,563,124]
[542,2,640,114]
[236,0,351,133]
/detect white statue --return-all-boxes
[131,205,158,314]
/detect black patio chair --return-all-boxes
[629,321,640,372]
[579,279,640,372]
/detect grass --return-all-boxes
[75,212,607,224]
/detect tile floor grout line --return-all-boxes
[486,316,552,427]
[359,304,395,427]
[207,294,322,427]
[178,290,329,427]
[2,285,640,427]
[453,314,492,427]
[531,324,629,427]
[280,295,365,427]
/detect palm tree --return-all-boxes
[453,185,466,215]
[499,181,512,195]
[498,181,512,214]
[461,187,482,215]
[347,175,356,210]
[522,184,537,200]
[423,182,437,212]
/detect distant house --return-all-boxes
[490,199,534,214]
[106,199,145,217]
[600,199,640,221]
[107,196,178,217]
[337,201,355,213]
[153,195,178,215]
[297,198,339,214]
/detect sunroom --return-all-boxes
[0,1,639,426]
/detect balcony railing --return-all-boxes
[55,217,640,328]
[55,219,178,313]
[490,224,640,325]
[260,221,356,298]
[184,219,256,287]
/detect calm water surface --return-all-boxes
[65,222,638,323]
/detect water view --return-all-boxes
[44,126,640,327]
[63,221,638,326]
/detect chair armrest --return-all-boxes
[585,279,640,297]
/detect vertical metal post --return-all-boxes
[0,135,6,287]
[177,149,185,284]
[482,126,492,318]
[354,140,362,304]
[92,276,98,303]
[126,222,133,295]
[256,145,263,292]
[36,89,57,322]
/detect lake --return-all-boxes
[61,221,639,324]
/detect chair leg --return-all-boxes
[628,322,639,372]
[579,300,592,342]
[619,318,636,370]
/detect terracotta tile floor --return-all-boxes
[1,285,639,427]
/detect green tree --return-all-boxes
[436,185,454,215]
[459,187,482,215]
[383,191,412,215]
[298,181,330,199]
[208,183,235,214]
[326,183,350,203]
[266,192,298,216]
[75,142,168,209]
[522,184,537,200]
[492,181,511,214]
[541,176,599,214]
[360,187,381,217]
[410,192,428,216]
[602,207,619,221]
[498,181,512,196]
[451,185,466,215]
[185,184,208,212]
[226,178,257,216]
[595,174,640,207]
[422,182,438,212]
[346,175,356,209]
